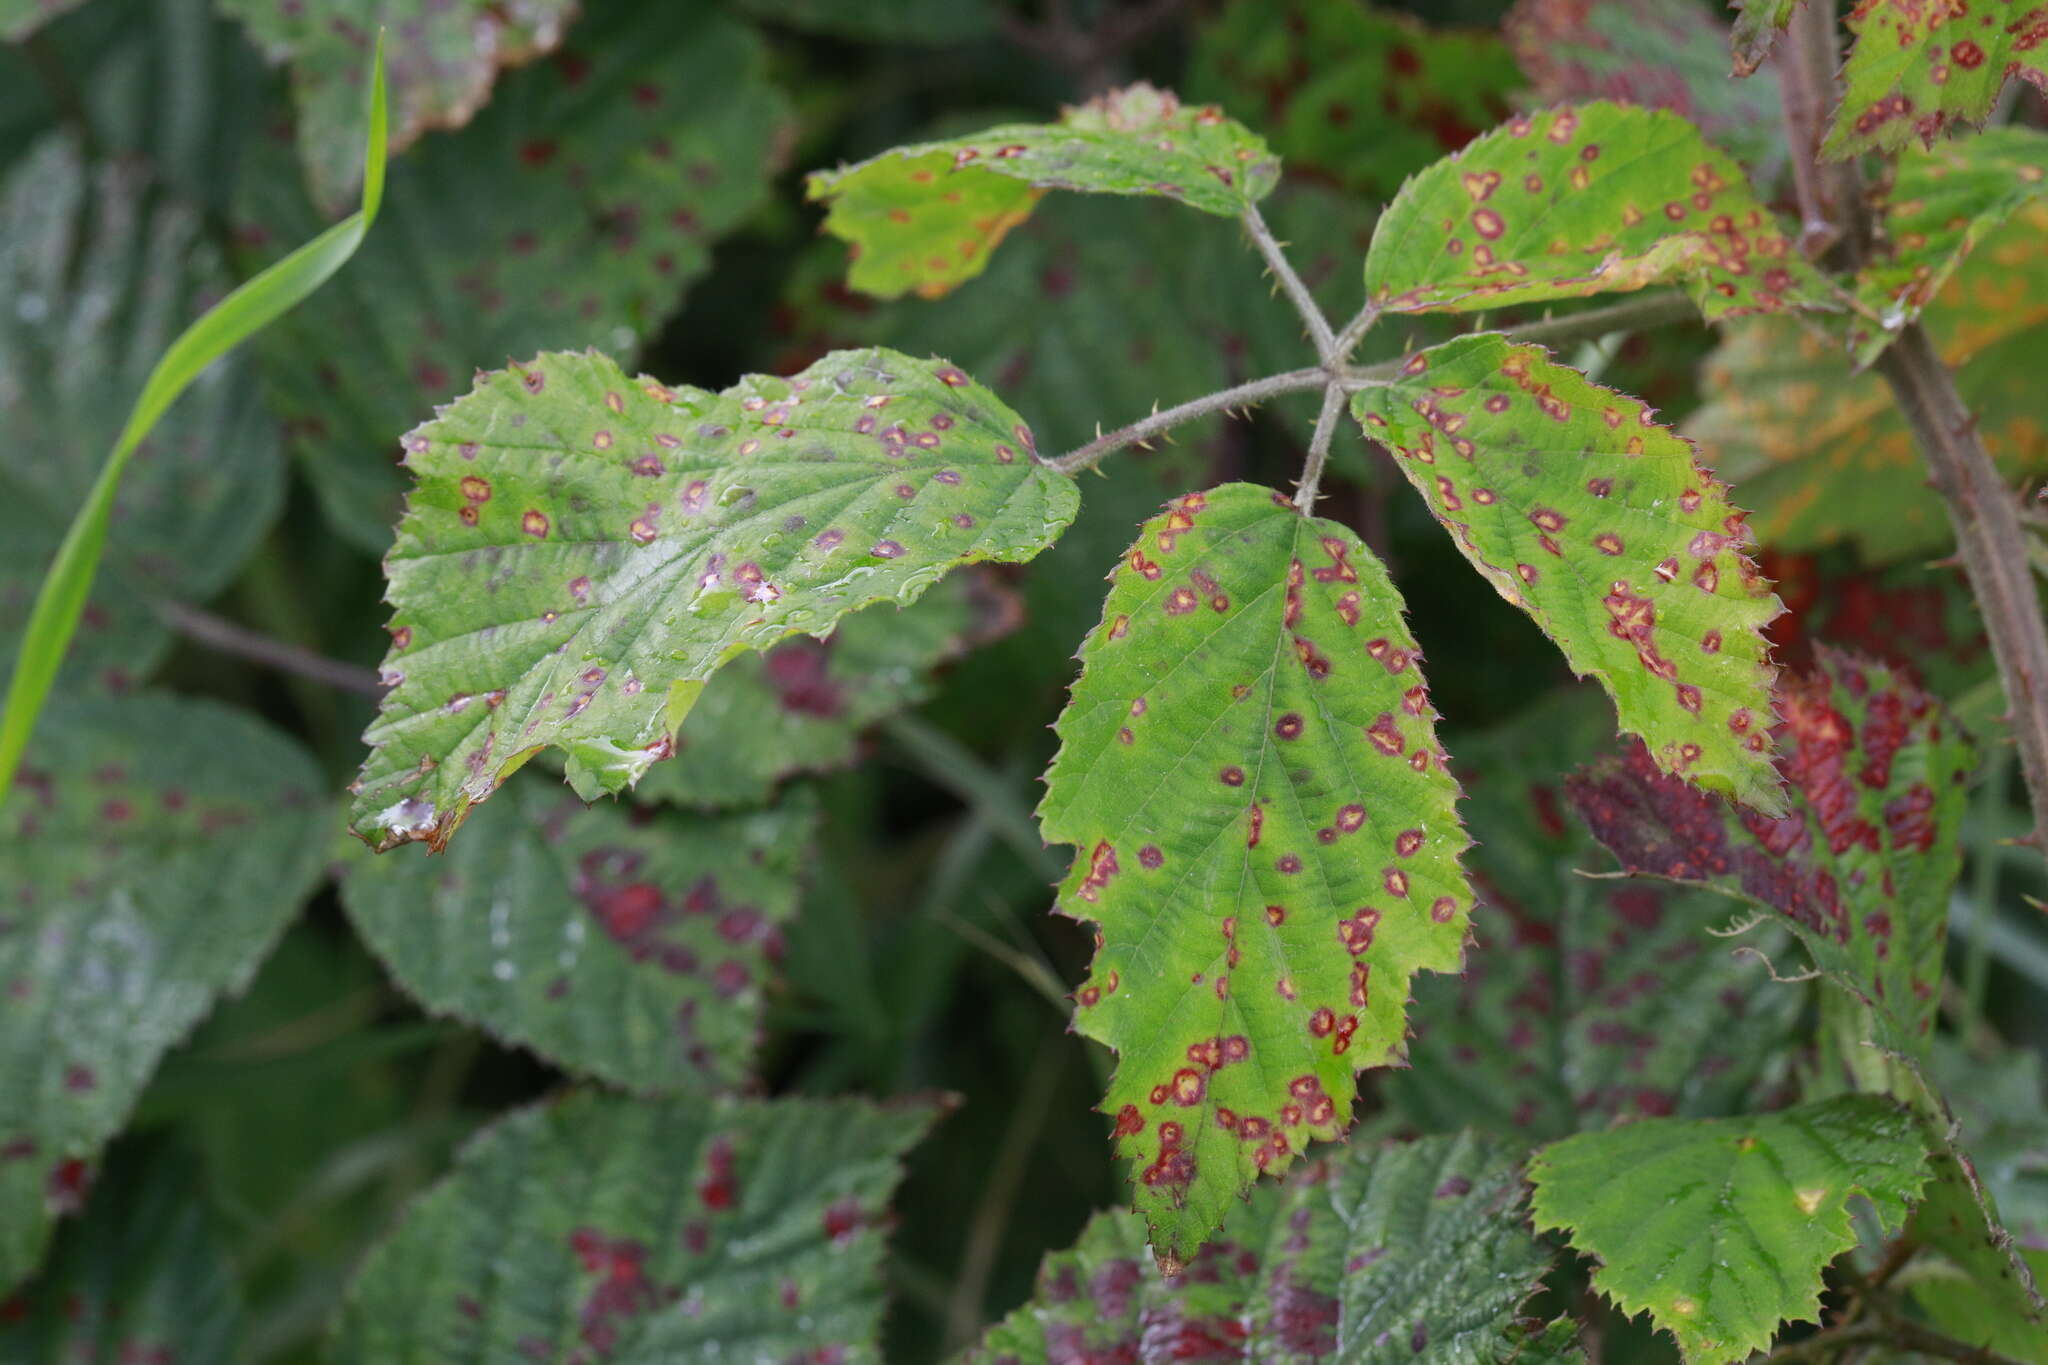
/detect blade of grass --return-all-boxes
[0,36,389,804]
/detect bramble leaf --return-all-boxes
[1353,334,1784,812]
[1364,103,1830,319]
[1823,0,2048,158]
[962,1132,1560,1364]
[0,1149,243,1363]
[1393,688,1802,1138]
[0,694,328,1289]
[219,0,575,211]
[1729,0,1798,76]
[240,4,790,550]
[806,83,1279,300]
[342,778,815,1090]
[1567,650,1974,1059]
[1506,0,1784,167]
[1529,1095,1932,1362]
[329,1091,933,1364]
[1039,483,1474,1267]
[349,347,1077,853]
[1689,201,2048,558]
[1849,126,2048,363]
[1187,0,1521,199]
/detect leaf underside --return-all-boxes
[1823,0,2048,158]
[329,1092,933,1364]
[964,1131,1560,1364]
[1039,482,1474,1267]
[342,778,817,1091]
[1364,101,1831,320]
[806,82,1278,299]
[348,345,1077,852]
[1568,649,1974,1060]
[1530,1095,1932,1362]
[0,694,328,1289]
[1354,332,1784,813]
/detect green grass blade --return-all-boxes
[0,38,388,805]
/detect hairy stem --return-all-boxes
[1242,202,1338,362]
[1044,367,1329,474]
[157,600,384,697]
[1333,300,1381,358]
[1293,382,1347,513]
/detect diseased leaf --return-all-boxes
[1353,334,1783,812]
[1689,201,2048,558]
[1823,0,2048,158]
[640,568,1016,809]
[807,83,1279,300]
[1567,650,1974,1059]
[1393,688,1802,1138]
[1039,483,1474,1267]
[0,0,85,41]
[1849,126,2048,363]
[0,694,328,1289]
[0,136,283,690]
[1529,1095,1932,1362]
[1729,0,1798,76]
[329,1091,933,1364]
[342,778,815,1090]
[0,1148,242,1363]
[1505,0,1784,167]
[349,347,1077,852]
[1187,0,1520,199]
[1762,549,1993,701]
[239,4,790,550]
[962,1132,1559,1364]
[1910,1085,2048,1355]
[1364,102,1830,319]
[219,0,576,212]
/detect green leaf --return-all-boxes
[0,1147,243,1362]
[1353,333,1784,812]
[1393,688,1802,1139]
[349,346,1078,852]
[637,570,1016,809]
[962,1131,1560,1364]
[0,36,385,808]
[1363,102,1831,320]
[1823,0,2048,158]
[0,136,283,691]
[1529,1095,1933,1362]
[1038,482,1474,1267]
[220,0,576,212]
[240,4,789,552]
[1505,0,1784,168]
[1187,0,1521,199]
[343,777,815,1090]
[0,0,86,41]
[329,1091,934,1364]
[1567,650,1975,1060]
[1849,126,2048,363]
[1728,0,1798,76]
[0,693,330,1289]
[806,83,1279,300]
[1689,200,2048,559]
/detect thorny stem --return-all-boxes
[1332,300,1381,358]
[1779,0,1867,261]
[1242,202,1339,362]
[1044,367,1330,475]
[1293,382,1348,513]
[156,600,383,698]
[1775,2,2048,868]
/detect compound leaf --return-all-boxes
[1353,334,1784,812]
[0,694,328,1289]
[807,83,1279,299]
[1529,1095,1932,1362]
[1393,688,1802,1139]
[1039,482,1474,1268]
[349,347,1077,853]
[1823,0,2048,158]
[1364,102,1830,320]
[240,4,789,551]
[219,0,576,211]
[329,1091,933,1364]
[1567,650,1974,1060]
[963,1131,1559,1364]
[342,778,816,1090]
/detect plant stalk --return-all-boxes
[1292,382,1347,513]
[1242,202,1338,362]
[157,600,384,698]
